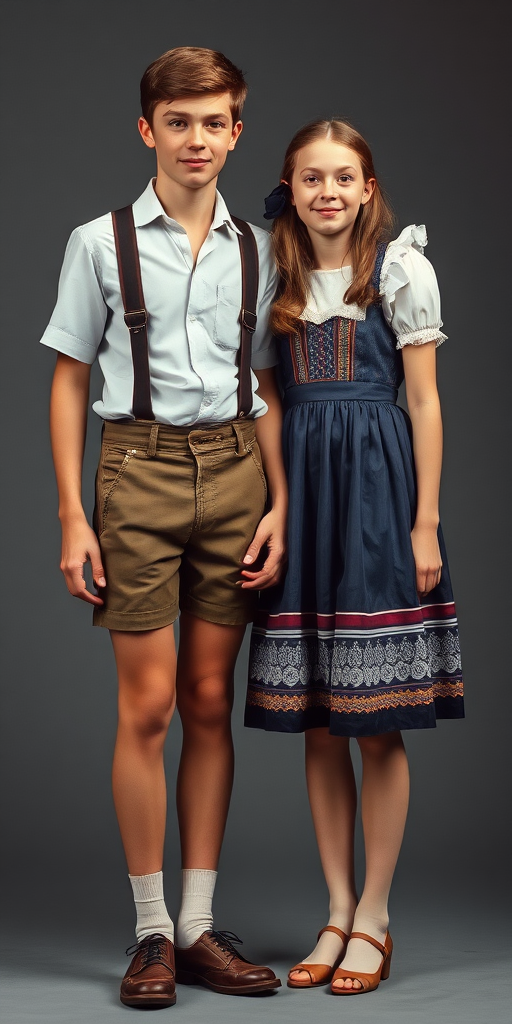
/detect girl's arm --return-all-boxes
[241,367,288,589]
[402,341,443,598]
[50,352,106,605]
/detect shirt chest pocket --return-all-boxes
[214,285,242,349]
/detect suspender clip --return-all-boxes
[124,309,147,333]
[241,309,257,333]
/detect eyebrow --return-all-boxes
[300,165,358,174]
[162,108,229,120]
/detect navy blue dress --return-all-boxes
[245,246,464,736]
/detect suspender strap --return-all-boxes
[112,206,154,420]
[112,208,259,422]
[232,217,259,418]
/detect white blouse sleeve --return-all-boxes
[380,225,447,350]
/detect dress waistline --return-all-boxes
[284,382,398,407]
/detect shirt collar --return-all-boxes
[132,179,242,235]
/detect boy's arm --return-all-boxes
[241,367,287,590]
[50,352,106,605]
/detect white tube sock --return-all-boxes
[176,869,217,948]
[129,870,174,943]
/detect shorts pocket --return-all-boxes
[98,445,136,534]
[249,441,267,498]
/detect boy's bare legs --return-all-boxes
[290,729,358,982]
[333,732,409,989]
[111,625,177,874]
[176,613,246,869]
[111,614,246,944]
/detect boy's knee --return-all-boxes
[179,675,233,729]
[120,686,176,738]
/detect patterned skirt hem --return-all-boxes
[244,679,464,737]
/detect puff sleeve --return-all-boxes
[380,225,447,350]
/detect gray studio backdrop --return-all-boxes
[1,0,511,1020]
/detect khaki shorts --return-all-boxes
[92,418,267,631]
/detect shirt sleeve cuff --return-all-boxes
[395,327,447,350]
[40,325,97,365]
[251,339,278,369]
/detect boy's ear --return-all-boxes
[228,120,243,151]
[138,117,156,150]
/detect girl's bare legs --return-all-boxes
[290,729,358,981]
[111,625,177,874]
[333,730,409,990]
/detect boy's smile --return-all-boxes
[138,92,242,193]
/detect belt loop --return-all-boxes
[147,423,159,458]
[232,420,248,457]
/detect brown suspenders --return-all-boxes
[231,216,259,419]
[112,206,154,421]
[111,206,259,422]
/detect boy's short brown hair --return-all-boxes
[140,46,247,126]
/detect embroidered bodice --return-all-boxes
[277,226,446,394]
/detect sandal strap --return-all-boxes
[317,925,348,943]
[350,931,387,957]
[289,965,316,982]
[289,963,333,983]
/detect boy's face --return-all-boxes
[139,92,242,191]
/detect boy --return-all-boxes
[41,46,287,1008]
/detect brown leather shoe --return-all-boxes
[175,930,281,995]
[120,933,176,1008]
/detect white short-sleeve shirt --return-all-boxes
[40,180,278,425]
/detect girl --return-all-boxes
[243,120,464,994]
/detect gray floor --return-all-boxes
[2,901,510,1024]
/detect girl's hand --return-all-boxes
[240,508,287,590]
[411,523,442,599]
[60,516,106,606]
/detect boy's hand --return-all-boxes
[240,508,287,590]
[60,518,106,606]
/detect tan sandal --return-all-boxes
[287,926,348,988]
[331,930,393,995]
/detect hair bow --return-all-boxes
[263,182,289,220]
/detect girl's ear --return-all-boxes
[361,177,376,205]
[281,178,296,207]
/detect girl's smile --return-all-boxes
[314,207,344,217]
[290,139,375,263]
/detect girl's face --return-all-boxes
[290,139,375,245]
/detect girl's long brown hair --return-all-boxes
[271,119,394,336]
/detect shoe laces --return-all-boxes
[209,930,244,958]
[125,933,170,968]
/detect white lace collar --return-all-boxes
[300,267,366,324]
